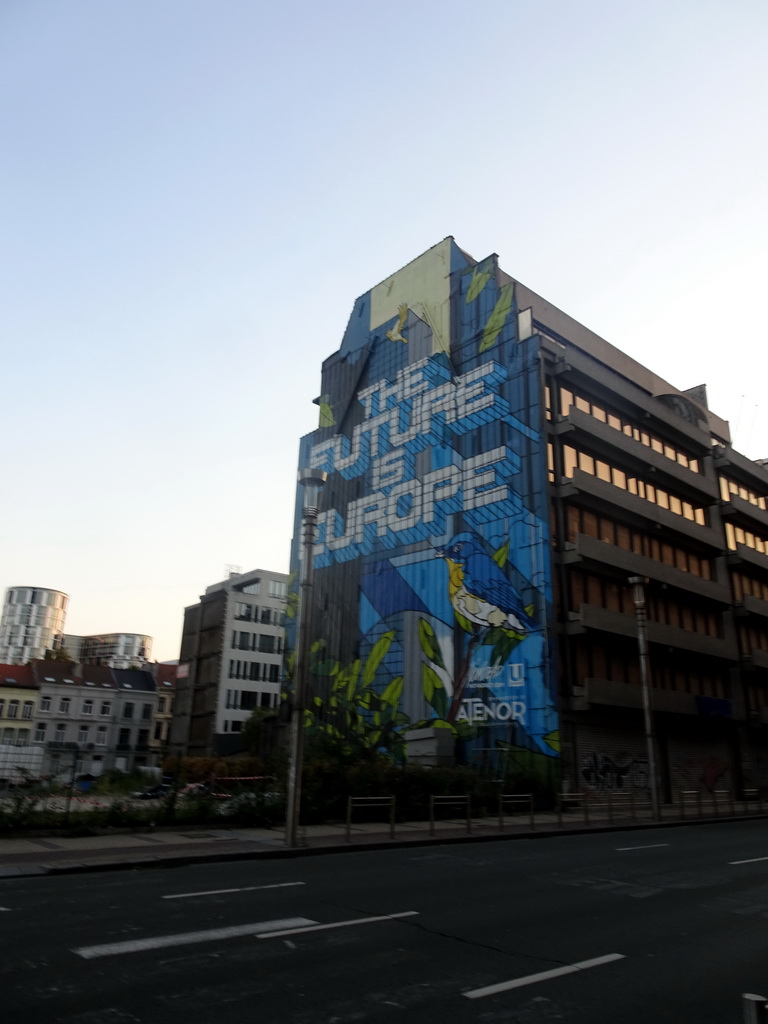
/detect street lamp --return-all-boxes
[285,467,327,848]
[628,576,660,820]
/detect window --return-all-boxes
[137,729,149,747]
[82,699,93,716]
[268,580,287,598]
[96,727,107,746]
[158,697,166,713]
[250,662,260,680]
[259,635,275,654]
[78,726,89,744]
[8,701,19,719]
[22,701,33,719]
[100,701,112,716]
[118,728,131,746]
[34,723,46,743]
[268,664,280,682]
[55,724,66,742]
[123,703,134,719]
[239,631,249,649]
[231,720,243,733]
[59,698,71,714]
[2,728,15,744]
[242,581,260,595]
[261,608,272,624]
[0,699,5,718]
[234,601,252,621]
[142,703,152,720]
[154,722,163,740]
[40,696,51,712]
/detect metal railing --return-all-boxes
[429,795,471,836]
[345,796,395,842]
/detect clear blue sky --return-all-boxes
[2,0,766,660]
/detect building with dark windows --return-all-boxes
[171,568,288,756]
[62,632,153,669]
[290,237,768,801]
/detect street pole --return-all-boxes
[285,468,327,848]
[629,576,660,820]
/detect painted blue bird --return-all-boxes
[435,532,535,635]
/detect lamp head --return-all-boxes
[298,468,328,511]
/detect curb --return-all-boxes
[4,811,768,880]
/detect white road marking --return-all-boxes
[72,917,315,958]
[730,856,768,865]
[0,907,10,912]
[615,843,669,851]
[258,911,419,939]
[163,882,305,899]
[463,953,626,999]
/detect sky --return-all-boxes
[2,0,766,661]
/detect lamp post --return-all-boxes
[285,467,327,848]
[628,576,660,820]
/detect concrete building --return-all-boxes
[63,632,153,668]
[0,587,68,664]
[171,568,288,756]
[290,237,768,801]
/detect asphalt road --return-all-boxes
[3,820,768,1023]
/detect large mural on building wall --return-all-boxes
[289,239,559,781]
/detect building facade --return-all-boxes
[63,632,153,668]
[171,568,288,756]
[0,587,68,664]
[290,237,768,801]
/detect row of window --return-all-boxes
[720,475,768,511]
[725,521,768,557]
[233,604,283,625]
[38,723,152,746]
[739,624,768,654]
[569,569,722,637]
[731,571,768,604]
[549,385,701,472]
[225,689,277,710]
[38,697,155,719]
[560,444,707,524]
[227,660,280,682]
[230,631,281,653]
[564,505,714,579]
[0,699,34,719]
[571,638,727,697]
[234,579,287,599]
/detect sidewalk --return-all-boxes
[2,801,766,878]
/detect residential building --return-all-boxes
[290,237,768,800]
[0,587,68,663]
[31,661,158,776]
[63,632,153,668]
[0,664,43,783]
[171,568,288,756]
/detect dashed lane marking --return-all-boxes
[163,882,305,899]
[257,911,419,939]
[463,953,626,999]
[730,856,768,865]
[72,917,315,958]
[615,843,669,851]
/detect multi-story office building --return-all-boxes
[0,587,68,663]
[291,237,768,800]
[171,568,288,756]
[0,664,43,782]
[63,632,153,668]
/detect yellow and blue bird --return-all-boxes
[436,532,535,635]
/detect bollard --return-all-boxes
[742,993,768,1024]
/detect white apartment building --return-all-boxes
[171,567,288,756]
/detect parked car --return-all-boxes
[132,784,170,800]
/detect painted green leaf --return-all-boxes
[544,729,561,753]
[363,631,395,687]
[493,540,509,568]
[313,696,323,707]
[319,402,335,427]
[466,266,492,304]
[456,610,474,633]
[525,604,535,618]
[381,675,404,706]
[431,719,454,730]
[479,282,514,353]
[422,663,448,718]
[346,659,361,702]
[418,618,445,669]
